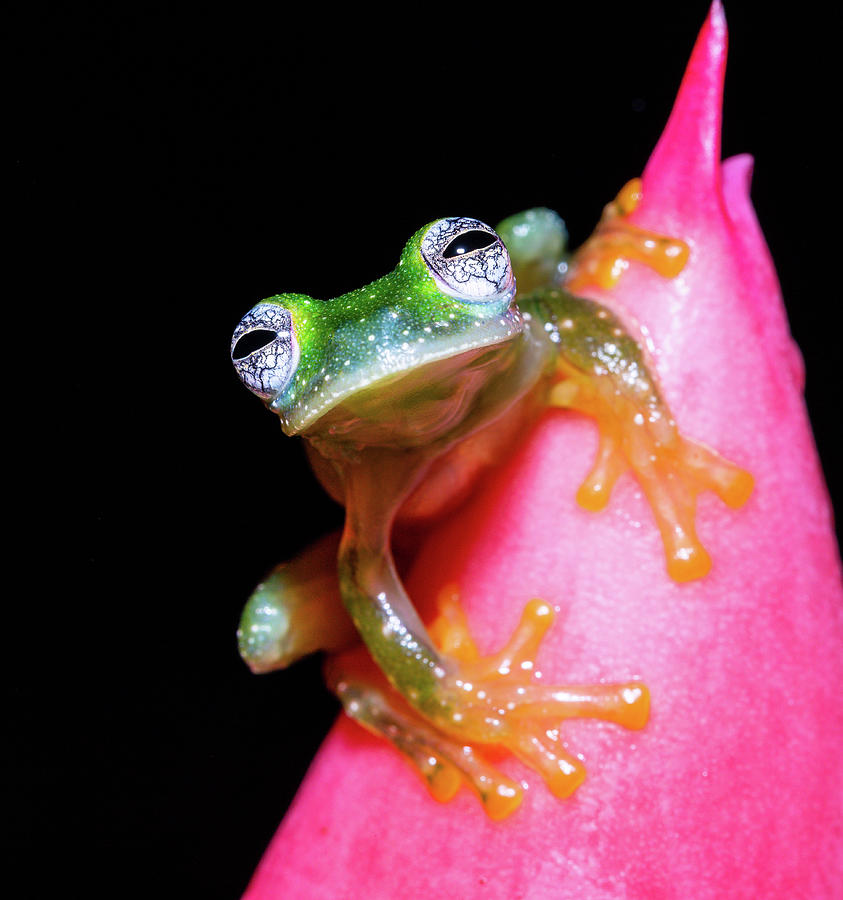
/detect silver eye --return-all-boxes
[421,217,514,303]
[231,301,299,399]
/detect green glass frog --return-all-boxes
[230,193,753,819]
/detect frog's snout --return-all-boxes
[231,301,299,400]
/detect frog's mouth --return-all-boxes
[274,302,528,443]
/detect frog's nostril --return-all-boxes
[232,329,279,360]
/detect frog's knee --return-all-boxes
[237,571,299,673]
[238,535,357,674]
[497,207,567,262]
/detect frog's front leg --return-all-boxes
[328,588,649,819]
[336,450,649,818]
[527,289,754,581]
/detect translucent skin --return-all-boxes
[243,3,843,898]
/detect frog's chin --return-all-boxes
[274,304,529,444]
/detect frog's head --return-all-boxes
[231,217,524,445]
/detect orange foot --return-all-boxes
[565,178,689,292]
[550,356,754,581]
[326,586,649,819]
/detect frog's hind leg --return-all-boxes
[537,292,753,582]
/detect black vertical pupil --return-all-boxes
[442,230,496,258]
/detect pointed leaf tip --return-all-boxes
[638,1,728,224]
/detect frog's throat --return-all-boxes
[271,304,525,437]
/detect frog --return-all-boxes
[230,185,754,819]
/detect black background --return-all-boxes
[14,3,838,897]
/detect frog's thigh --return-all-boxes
[544,292,753,581]
[238,532,358,674]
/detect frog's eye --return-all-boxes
[421,217,514,303]
[231,301,299,400]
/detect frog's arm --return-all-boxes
[234,444,645,816]
[502,194,753,581]
[334,445,648,817]
[233,452,643,816]
[336,449,445,706]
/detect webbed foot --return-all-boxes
[565,178,689,292]
[327,586,648,819]
[327,649,525,819]
[550,356,753,581]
